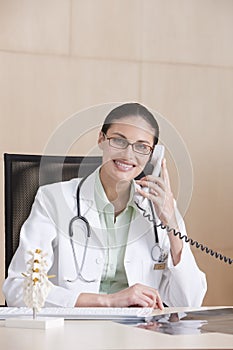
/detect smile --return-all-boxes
[114,160,135,171]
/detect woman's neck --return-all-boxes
[99,169,131,215]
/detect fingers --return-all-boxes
[136,185,162,200]
[136,158,171,192]
[136,178,165,200]
[131,294,155,308]
[142,288,164,310]
[136,176,165,192]
[109,283,163,309]
[127,284,163,310]
[135,159,174,220]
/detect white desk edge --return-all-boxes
[0,306,232,350]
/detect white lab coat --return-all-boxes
[3,168,207,307]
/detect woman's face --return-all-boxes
[98,116,155,184]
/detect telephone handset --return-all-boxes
[149,144,165,178]
[134,145,232,265]
[134,145,164,207]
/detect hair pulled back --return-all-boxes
[101,103,159,146]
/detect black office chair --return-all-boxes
[4,153,102,278]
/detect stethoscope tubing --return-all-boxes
[67,177,164,283]
[67,177,97,283]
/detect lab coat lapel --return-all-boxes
[127,182,153,246]
[127,203,152,246]
[124,202,153,286]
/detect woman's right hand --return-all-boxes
[76,283,163,310]
[107,283,163,309]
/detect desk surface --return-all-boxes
[0,306,232,350]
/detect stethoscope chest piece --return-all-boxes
[151,243,162,261]
[151,244,168,270]
[151,243,168,263]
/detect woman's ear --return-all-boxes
[98,131,105,150]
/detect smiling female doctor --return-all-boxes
[3,103,207,309]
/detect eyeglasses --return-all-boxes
[104,134,153,155]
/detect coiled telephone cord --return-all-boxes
[135,201,233,265]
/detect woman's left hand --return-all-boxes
[136,158,183,265]
[136,158,176,228]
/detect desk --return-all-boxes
[0,307,232,350]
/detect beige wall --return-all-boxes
[0,0,232,305]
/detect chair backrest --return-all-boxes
[4,153,102,277]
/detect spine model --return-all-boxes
[22,249,53,318]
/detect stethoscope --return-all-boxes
[148,200,168,264]
[67,177,97,283]
[67,177,167,283]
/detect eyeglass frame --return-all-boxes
[103,133,154,155]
